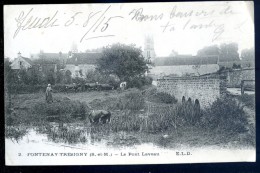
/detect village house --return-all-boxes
[30,49,102,79]
[65,52,101,78]
[11,52,34,70]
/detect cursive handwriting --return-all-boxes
[12,3,240,43]
[129,8,164,22]
[14,8,59,39]
[80,5,124,42]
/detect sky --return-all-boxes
[4,1,254,59]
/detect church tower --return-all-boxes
[143,35,156,62]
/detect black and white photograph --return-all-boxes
[4,1,255,165]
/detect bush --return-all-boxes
[116,89,145,111]
[176,101,201,126]
[110,114,142,132]
[127,76,153,89]
[89,97,118,111]
[85,70,120,88]
[32,100,90,122]
[8,84,46,94]
[72,77,86,85]
[5,126,28,141]
[148,91,178,104]
[237,94,255,109]
[110,107,177,133]
[201,96,248,134]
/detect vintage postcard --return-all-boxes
[4,1,255,165]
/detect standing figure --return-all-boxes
[46,84,53,103]
[241,80,245,95]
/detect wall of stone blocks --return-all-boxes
[227,68,255,88]
[157,75,227,109]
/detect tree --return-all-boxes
[196,43,240,62]
[219,43,239,62]
[4,58,19,109]
[96,43,148,83]
[241,48,254,61]
[197,45,220,56]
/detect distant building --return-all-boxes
[11,52,33,70]
[143,35,156,62]
[65,52,101,78]
[150,55,220,79]
[154,55,218,66]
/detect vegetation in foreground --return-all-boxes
[5,87,255,149]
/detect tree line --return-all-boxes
[154,43,254,66]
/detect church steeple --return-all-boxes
[71,42,78,53]
[143,35,156,62]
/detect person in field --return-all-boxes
[46,84,53,103]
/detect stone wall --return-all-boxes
[157,74,227,109]
[227,68,255,88]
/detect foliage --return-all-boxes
[127,76,153,89]
[65,70,72,84]
[47,126,87,144]
[32,100,90,121]
[232,63,241,69]
[116,89,145,111]
[201,96,248,134]
[197,44,220,56]
[237,94,255,109]
[197,43,240,62]
[176,100,201,126]
[72,77,86,85]
[110,106,177,133]
[148,92,178,104]
[5,126,28,142]
[85,69,120,88]
[241,48,254,61]
[96,43,148,83]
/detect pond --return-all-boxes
[5,122,171,151]
[5,122,256,165]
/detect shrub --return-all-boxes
[127,76,153,89]
[5,126,28,142]
[89,97,118,111]
[148,92,178,104]
[8,84,46,94]
[116,89,145,111]
[237,94,255,109]
[32,100,90,122]
[201,96,248,134]
[110,114,142,132]
[176,101,201,126]
[47,126,87,144]
[85,70,120,88]
[109,108,177,133]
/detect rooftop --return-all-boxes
[154,55,219,66]
[66,52,102,65]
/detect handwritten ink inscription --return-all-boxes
[13,3,241,42]
[13,5,124,42]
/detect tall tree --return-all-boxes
[241,48,254,61]
[197,45,220,56]
[96,43,148,82]
[219,43,239,62]
[241,48,254,68]
[196,43,240,62]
